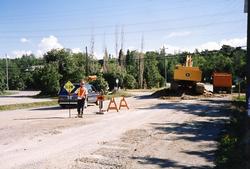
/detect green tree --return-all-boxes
[8,62,25,90]
[44,49,84,85]
[37,63,62,96]
[144,51,164,88]
[231,48,246,78]
[125,50,139,78]
[103,58,125,90]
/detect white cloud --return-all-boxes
[71,48,82,53]
[12,50,32,58]
[167,31,191,38]
[220,37,247,47]
[36,50,43,57]
[94,52,105,59]
[197,37,246,51]
[163,37,246,54]
[127,46,136,50]
[20,38,29,43]
[37,35,63,56]
[162,44,183,54]
[198,42,220,51]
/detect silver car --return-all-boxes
[58,83,99,108]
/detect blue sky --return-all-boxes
[0,0,247,58]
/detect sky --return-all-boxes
[0,0,247,59]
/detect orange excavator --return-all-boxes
[171,55,204,94]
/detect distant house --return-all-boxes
[28,65,44,71]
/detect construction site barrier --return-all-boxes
[107,97,119,112]
[97,95,105,114]
[119,96,129,110]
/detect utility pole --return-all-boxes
[90,26,95,59]
[120,26,125,68]
[162,46,167,87]
[115,25,119,59]
[121,25,124,52]
[139,34,144,89]
[245,0,250,117]
[5,54,9,90]
[244,1,250,168]
[89,27,95,75]
[85,46,89,76]
[102,32,109,73]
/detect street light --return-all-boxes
[116,78,119,90]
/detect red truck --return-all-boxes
[213,73,232,94]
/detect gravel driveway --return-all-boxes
[0,91,231,169]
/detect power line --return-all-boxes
[0,19,245,39]
[0,0,157,19]
[0,10,241,33]
[0,0,231,23]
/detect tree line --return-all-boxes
[0,45,246,95]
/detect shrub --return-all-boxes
[90,76,109,93]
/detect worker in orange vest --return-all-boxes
[76,80,88,118]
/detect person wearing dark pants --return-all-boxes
[77,98,85,117]
[76,80,88,118]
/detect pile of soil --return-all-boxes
[151,88,214,100]
[151,88,183,98]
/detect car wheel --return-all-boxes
[60,104,66,108]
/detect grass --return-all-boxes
[0,91,18,96]
[33,92,58,99]
[126,88,162,92]
[0,100,58,111]
[234,95,246,102]
[215,98,249,169]
[104,90,133,100]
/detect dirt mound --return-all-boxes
[151,88,183,98]
[151,88,214,100]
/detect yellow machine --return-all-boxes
[171,55,204,94]
[85,75,97,82]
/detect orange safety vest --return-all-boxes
[77,87,87,98]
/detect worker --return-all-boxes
[76,80,88,118]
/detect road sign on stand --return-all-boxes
[64,81,75,93]
[63,81,75,118]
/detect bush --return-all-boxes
[0,71,5,93]
[90,76,109,93]
[103,72,123,90]
[215,100,248,169]
[123,74,136,89]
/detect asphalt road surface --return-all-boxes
[0,91,231,169]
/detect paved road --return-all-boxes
[0,91,52,105]
[0,92,231,169]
